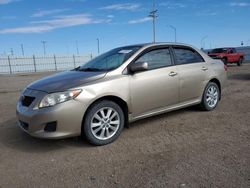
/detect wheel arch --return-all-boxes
[81,95,129,132]
[208,78,221,100]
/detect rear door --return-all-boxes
[172,46,208,103]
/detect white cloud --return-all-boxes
[159,2,186,9]
[0,0,18,5]
[100,3,141,11]
[0,14,111,34]
[0,25,54,33]
[107,15,114,18]
[128,17,152,24]
[197,10,217,16]
[230,2,250,7]
[32,9,70,17]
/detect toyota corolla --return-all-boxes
[16,43,227,145]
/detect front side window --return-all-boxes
[232,48,237,53]
[135,48,172,70]
[173,48,204,65]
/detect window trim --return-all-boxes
[171,45,205,65]
[126,45,175,74]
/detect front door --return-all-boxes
[129,47,179,117]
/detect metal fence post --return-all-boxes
[54,54,57,71]
[33,55,37,72]
[73,55,76,68]
[7,56,12,74]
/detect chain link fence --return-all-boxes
[0,54,93,74]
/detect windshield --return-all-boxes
[77,46,141,72]
[211,48,228,53]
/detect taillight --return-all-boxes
[224,64,227,71]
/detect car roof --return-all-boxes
[122,42,195,49]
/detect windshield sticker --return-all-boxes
[118,50,133,54]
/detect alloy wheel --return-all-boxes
[206,85,219,108]
[90,107,120,140]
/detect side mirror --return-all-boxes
[129,62,148,73]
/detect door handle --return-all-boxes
[202,67,208,71]
[169,71,178,77]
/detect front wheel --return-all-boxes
[222,58,227,65]
[200,82,220,111]
[83,100,125,146]
[237,58,243,66]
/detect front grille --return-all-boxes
[21,96,35,107]
[19,121,29,130]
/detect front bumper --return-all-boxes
[16,89,87,139]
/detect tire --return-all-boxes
[82,100,125,146]
[237,57,243,66]
[222,58,227,65]
[200,82,220,111]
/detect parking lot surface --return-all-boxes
[0,65,249,188]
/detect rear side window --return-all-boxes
[173,48,204,65]
[135,48,172,70]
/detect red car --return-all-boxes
[208,48,244,66]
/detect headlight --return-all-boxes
[39,89,82,108]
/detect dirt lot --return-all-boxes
[0,65,249,188]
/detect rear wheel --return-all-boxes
[83,100,124,146]
[200,82,220,111]
[237,57,243,66]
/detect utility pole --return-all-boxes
[168,25,177,42]
[76,40,79,55]
[20,44,24,56]
[148,2,158,43]
[97,38,100,54]
[41,41,47,56]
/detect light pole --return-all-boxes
[20,44,24,56]
[97,38,100,54]
[10,48,14,56]
[76,40,79,55]
[200,36,208,49]
[168,25,177,42]
[148,3,158,43]
[41,41,47,56]
[247,39,250,46]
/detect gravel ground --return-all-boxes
[0,65,249,188]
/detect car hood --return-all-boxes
[27,70,106,93]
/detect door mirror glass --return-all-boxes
[130,62,148,73]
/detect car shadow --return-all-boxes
[0,118,91,153]
[0,106,201,153]
[128,105,202,129]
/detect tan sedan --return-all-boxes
[16,43,227,145]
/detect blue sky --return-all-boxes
[0,0,250,56]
